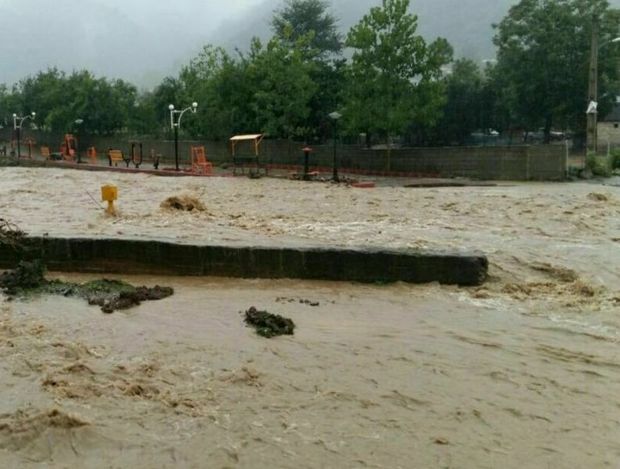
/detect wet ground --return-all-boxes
[0,167,619,468]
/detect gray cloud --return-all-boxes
[0,0,262,87]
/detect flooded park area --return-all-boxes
[0,167,619,467]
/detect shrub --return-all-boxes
[585,153,612,177]
[610,149,620,170]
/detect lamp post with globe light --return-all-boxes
[329,111,342,182]
[73,119,84,163]
[12,112,36,158]
[168,102,198,171]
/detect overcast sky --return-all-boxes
[1,0,618,89]
[0,0,264,87]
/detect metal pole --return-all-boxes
[332,120,339,182]
[174,123,179,171]
[587,20,599,154]
[76,132,81,164]
[303,147,311,180]
[16,126,21,159]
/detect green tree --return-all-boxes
[13,68,139,135]
[0,85,19,129]
[345,0,452,165]
[436,59,485,145]
[176,35,317,140]
[272,0,346,141]
[493,0,620,143]
[17,68,66,132]
[247,36,318,139]
[179,45,254,139]
[146,77,185,135]
[272,0,343,58]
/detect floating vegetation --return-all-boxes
[243,306,295,338]
[161,195,206,212]
[0,219,173,313]
[0,218,27,251]
[87,283,174,314]
[0,260,46,296]
[0,263,173,313]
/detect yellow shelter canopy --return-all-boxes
[230,134,264,156]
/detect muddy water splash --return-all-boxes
[0,273,618,468]
[0,168,618,467]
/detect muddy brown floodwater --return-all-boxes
[0,167,619,468]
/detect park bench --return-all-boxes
[107,149,129,167]
[191,146,213,175]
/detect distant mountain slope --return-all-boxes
[212,0,514,60]
[213,0,620,62]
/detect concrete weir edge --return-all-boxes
[0,237,489,286]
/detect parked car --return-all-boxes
[524,129,566,143]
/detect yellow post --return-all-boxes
[101,184,118,216]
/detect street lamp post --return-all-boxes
[329,111,342,182]
[74,119,84,163]
[12,112,36,158]
[169,102,198,171]
[586,21,620,154]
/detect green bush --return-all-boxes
[610,149,620,170]
[586,153,612,177]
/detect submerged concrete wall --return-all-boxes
[0,237,488,286]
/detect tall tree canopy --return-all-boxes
[271,0,343,58]
[435,59,486,145]
[271,0,346,140]
[345,0,452,153]
[493,0,620,141]
[12,69,139,135]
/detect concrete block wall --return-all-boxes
[0,237,489,286]
[599,122,620,146]
[526,145,568,181]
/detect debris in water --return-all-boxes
[587,193,608,202]
[276,296,320,307]
[0,218,27,250]
[89,285,174,314]
[530,263,578,283]
[0,260,46,296]
[0,265,174,313]
[243,306,295,338]
[161,195,206,212]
